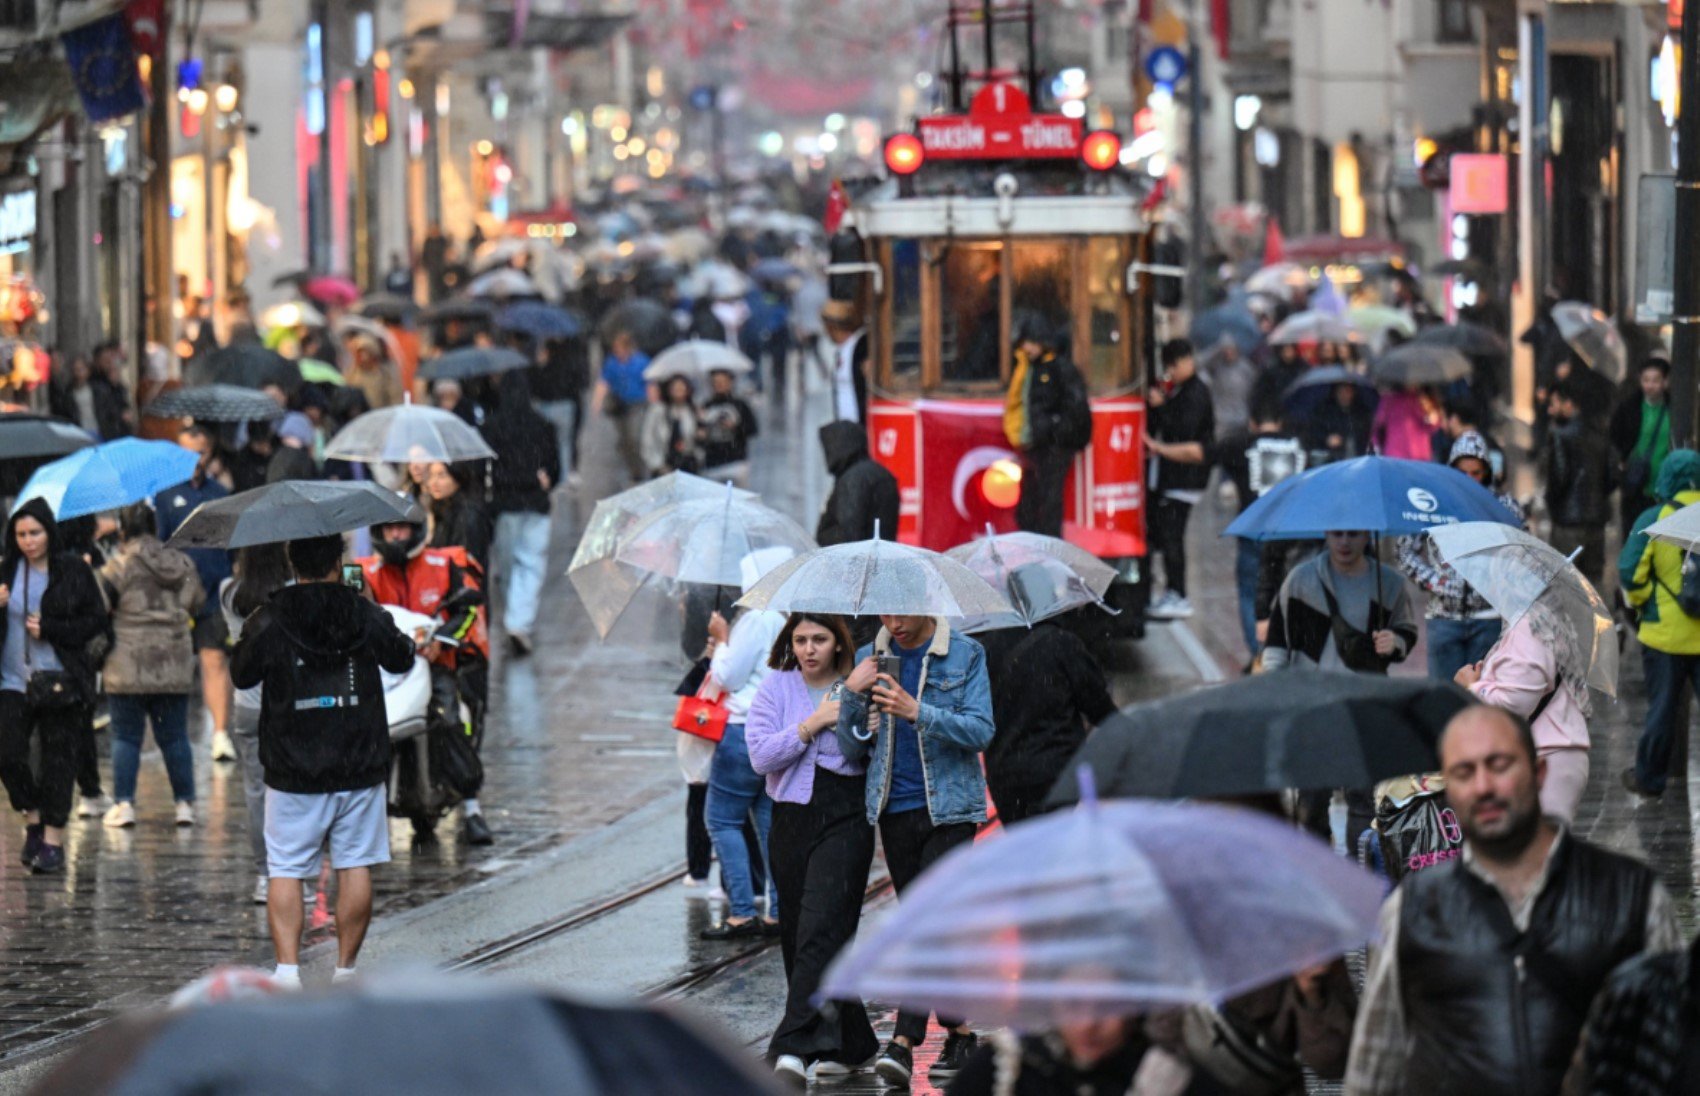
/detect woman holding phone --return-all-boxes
[744,613,875,1086]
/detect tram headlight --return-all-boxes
[981,459,1023,509]
[1081,131,1121,171]
[884,133,924,176]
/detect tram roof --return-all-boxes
[849,183,1149,239]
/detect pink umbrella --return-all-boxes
[302,275,361,308]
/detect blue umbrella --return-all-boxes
[1224,454,1522,541]
[496,301,585,341]
[1189,303,1262,355]
[17,438,199,520]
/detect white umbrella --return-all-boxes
[737,531,1013,619]
[324,400,497,464]
[616,493,817,588]
[643,340,754,382]
[1268,310,1359,346]
[945,529,1116,632]
[1244,262,1314,297]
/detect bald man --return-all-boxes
[1345,706,1679,1096]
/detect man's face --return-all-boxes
[710,371,734,395]
[1326,530,1368,566]
[1452,456,1491,487]
[1018,339,1044,360]
[611,333,635,359]
[1641,366,1669,404]
[879,615,934,649]
[1441,708,1545,855]
[178,432,212,476]
[1166,355,1195,383]
[382,524,415,544]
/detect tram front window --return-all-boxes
[940,243,1002,385]
[1085,237,1129,391]
[889,238,924,388]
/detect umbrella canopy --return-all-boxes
[679,260,750,300]
[191,343,299,391]
[603,298,677,355]
[1346,305,1415,340]
[1644,502,1700,554]
[298,358,346,386]
[1370,343,1473,388]
[1429,522,1618,696]
[569,472,758,637]
[302,274,361,307]
[750,257,801,284]
[615,493,816,588]
[1552,301,1627,381]
[1225,455,1523,540]
[16,439,199,520]
[467,267,541,299]
[496,301,585,341]
[355,293,418,322]
[1244,262,1314,297]
[0,414,95,460]
[166,480,425,549]
[417,346,531,383]
[643,340,754,382]
[259,300,326,330]
[143,384,285,423]
[419,299,496,326]
[1281,365,1375,402]
[1411,322,1508,358]
[1189,303,1262,356]
[819,796,1383,1030]
[33,973,785,1096]
[1268,310,1359,347]
[324,402,497,464]
[737,536,1012,619]
[1048,670,1473,804]
[945,530,1116,632]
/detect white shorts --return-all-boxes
[265,784,391,879]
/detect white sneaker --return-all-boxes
[704,885,727,903]
[1164,595,1195,619]
[1147,592,1194,620]
[174,801,195,826]
[331,968,358,984]
[210,730,237,762]
[809,1059,854,1081]
[78,795,110,819]
[773,1055,807,1085]
[253,875,269,905]
[102,801,136,829]
[270,968,302,990]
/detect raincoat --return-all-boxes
[1619,449,1700,656]
[99,535,205,694]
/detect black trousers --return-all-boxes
[75,705,101,798]
[1016,449,1070,537]
[769,768,879,1065]
[988,780,1053,828]
[0,691,83,829]
[1150,497,1194,597]
[879,807,977,1044]
[686,781,769,891]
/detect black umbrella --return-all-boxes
[166,480,425,549]
[603,297,677,355]
[355,293,418,322]
[1411,322,1509,359]
[189,343,301,392]
[31,974,785,1096]
[1369,342,1473,388]
[0,414,95,460]
[144,384,286,423]
[1281,365,1375,401]
[1047,670,1474,806]
[419,298,496,325]
[417,346,530,382]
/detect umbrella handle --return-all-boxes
[1565,546,1583,563]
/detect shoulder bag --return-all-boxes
[21,566,79,709]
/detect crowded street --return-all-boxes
[2,0,1700,1093]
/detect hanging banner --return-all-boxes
[60,13,145,123]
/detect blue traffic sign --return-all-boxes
[1145,46,1187,87]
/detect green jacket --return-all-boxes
[1619,450,1700,654]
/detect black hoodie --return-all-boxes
[480,371,561,516]
[230,581,415,794]
[816,421,899,546]
[0,498,109,703]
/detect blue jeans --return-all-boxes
[705,723,775,919]
[1235,537,1261,656]
[1426,617,1502,681]
[1637,647,1700,794]
[494,510,551,637]
[535,398,577,482]
[108,693,195,804]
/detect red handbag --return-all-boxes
[673,681,728,743]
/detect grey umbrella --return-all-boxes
[0,414,94,460]
[166,480,424,549]
[325,402,497,463]
[603,298,676,355]
[1369,343,1472,388]
[1411,322,1508,358]
[144,384,286,423]
[417,346,531,382]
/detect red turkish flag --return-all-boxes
[823,180,849,234]
[1264,216,1285,264]
[124,0,164,59]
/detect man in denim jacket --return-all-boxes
[836,614,994,1089]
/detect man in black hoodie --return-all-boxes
[1143,338,1214,621]
[816,421,899,546]
[230,533,414,988]
[480,371,560,657]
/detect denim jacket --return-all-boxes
[835,619,995,826]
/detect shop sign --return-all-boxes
[0,189,36,255]
[1448,154,1508,215]
[1635,174,1676,324]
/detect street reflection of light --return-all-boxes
[818,132,839,153]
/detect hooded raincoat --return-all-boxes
[99,535,205,694]
[1619,449,1700,655]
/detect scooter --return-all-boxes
[381,604,471,838]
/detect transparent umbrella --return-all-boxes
[737,531,1012,618]
[1552,301,1627,381]
[945,528,1116,632]
[568,472,755,638]
[324,400,497,464]
[1428,522,1617,695]
[615,492,817,588]
[819,790,1383,1030]
[1268,310,1359,347]
[1644,505,1700,553]
[643,340,754,383]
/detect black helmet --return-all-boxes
[372,519,424,567]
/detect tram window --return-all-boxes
[939,243,1003,386]
[888,238,923,388]
[1009,241,1072,371]
[1085,238,1130,391]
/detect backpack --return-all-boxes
[1051,357,1095,454]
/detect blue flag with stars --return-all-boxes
[60,13,144,124]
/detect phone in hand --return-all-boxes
[341,563,365,593]
[875,654,896,681]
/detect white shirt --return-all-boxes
[708,609,787,721]
[833,330,864,423]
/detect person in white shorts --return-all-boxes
[230,533,415,988]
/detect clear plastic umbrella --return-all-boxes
[466,267,540,299]
[736,531,1013,619]
[1244,261,1314,297]
[1428,522,1617,696]
[568,472,756,638]
[324,400,497,464]
[945,528,1116,632]
[643,340,754,383]
[1268,310,1359,347]
[1645,505,1700,553]
[1552,301,1627,381]
[615,492,817,588]
[820,792,1383,1030]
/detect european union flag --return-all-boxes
[60,13,144,124]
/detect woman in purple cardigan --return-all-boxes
[745,612,875,1086]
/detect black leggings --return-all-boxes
[1150,497,1194,597]
[768,768,879,1065]
[0,691,84,829]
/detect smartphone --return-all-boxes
[876,654,896,680]
[341,563,365,592]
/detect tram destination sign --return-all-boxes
[916,81,1084,161]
